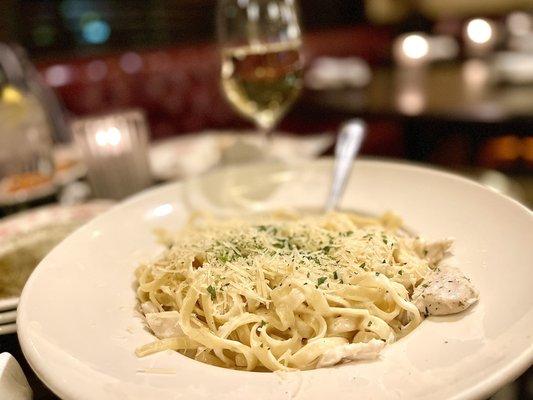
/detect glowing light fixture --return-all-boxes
[82,19,111,44]
[393,33,430,67]
[466,19,493,44]
[402,34,429,60]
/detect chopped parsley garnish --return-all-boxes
[260,320,267,327]
[398,269,404,275]
[217,253,229,263]
[333,271,338,280]
[317,277,327,286]
[207,285,216,300]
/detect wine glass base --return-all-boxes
[219,135,279,166]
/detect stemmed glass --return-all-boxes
[217,0,304,160]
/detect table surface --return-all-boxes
[305,62,533,124]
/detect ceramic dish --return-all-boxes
[149,131,334,181]
[0,175,56,207]
[17,160,533,400]
[0,323,16,335]
[0,145,86,207]
[0,201,114,312]
[52,144,87,186]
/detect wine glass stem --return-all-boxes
[258,123,275,158]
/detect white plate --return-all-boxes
[0,323,16,335]
[17,160,533,400]
[0,310,17,325]
[149,131,334,181]
[0,176,57,207]
[0,201,114,311]
[0,297,18,313]
[53,144,87,186]
[0,145,86,207]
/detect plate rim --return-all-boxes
[0,201,114,315]
[17,158,533,400]
[0,298,18,312]
[0,322,16,336]
[140,157,532,217]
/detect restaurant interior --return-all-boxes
[0,1,531,399]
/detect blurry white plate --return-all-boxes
[149,131,334,181]
[0,310,16,325]
[0,323,16,335]
[0,176,56,207]
[0,145,86,207]
[0,201,114,312]
[53,144,87,186]
[17,160,533,400]
[0,299,17,313]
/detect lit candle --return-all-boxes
[72,110,152,199]
[95,127,122,149]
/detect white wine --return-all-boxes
[221,41,303,129]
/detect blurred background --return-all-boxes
[0,1,531,399]
[1,0,533,205]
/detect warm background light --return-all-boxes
[402,34,429,59]
[506,11,532,36]
[393,33,430,67]
[95,127,122,147]
[466,18,493,44]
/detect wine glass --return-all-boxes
[217,0,304,160]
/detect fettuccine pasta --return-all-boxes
[135,211,457,371]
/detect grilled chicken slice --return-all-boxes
[145,311,184,339]
[412,266,478,316]
[316,339,385,368]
